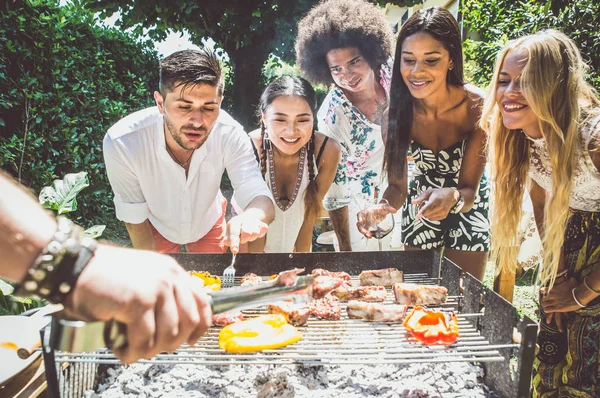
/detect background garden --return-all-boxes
[1,0,599,314]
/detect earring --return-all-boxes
[264,132,272,151]
[449,65,454,71]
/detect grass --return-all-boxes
[483,263,539,322]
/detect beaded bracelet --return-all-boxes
[14,216,97,304]
[572,287,586,308]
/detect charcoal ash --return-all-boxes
[87,356,493,398]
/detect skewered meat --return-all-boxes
[359,268,404,286]
[309,294,341,320]
[311,268,351,281]
[311,275,346,299]
[332,285,387,302]
[347,301,408,322]
[393,283,448,306]
[267,301,311,326]
[240,273,263,286]
[212,311,244,326]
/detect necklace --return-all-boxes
[165,144,194,168]
[267,144,307,212]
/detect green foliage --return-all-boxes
[39,171,89,215]
[0,0,159,233]
[462,0,600,92]
[82,0,423,128]
[0,278,45,316]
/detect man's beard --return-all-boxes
[164,115,208,150]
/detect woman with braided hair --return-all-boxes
[244,75,340,252]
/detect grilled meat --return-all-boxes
[267,301,311,326]
[240,273,263,287]
[359,268,404,286]
[347,301,407,322]
[311,268,351,281]
[312,275,346,299]
[212,311,244,326]
[393,283,448,306]
[309,294,341,320]
[332,285,387,302]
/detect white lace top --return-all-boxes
[527,115,600,212]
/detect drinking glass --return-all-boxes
[363,199,395,251]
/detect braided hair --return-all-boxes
[258,75,322,221]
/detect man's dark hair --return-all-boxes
[159,48,223,97]
[295,0,393,87]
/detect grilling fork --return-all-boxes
[222,235,239,288]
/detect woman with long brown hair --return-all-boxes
[482,30,600,396]
[358,6,490,280]
[243,75,340,252]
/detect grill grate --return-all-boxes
[53,273,514,367]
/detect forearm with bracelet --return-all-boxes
[14,216,98,304]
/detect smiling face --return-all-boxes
[495,49,540,137]
[400,32,453,99]
[154,82,222,150]
[262,95,314,156]
[326,47,376,94]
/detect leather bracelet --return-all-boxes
[583,276,600,295]
[572,287,586,308]
[14,216,97,304]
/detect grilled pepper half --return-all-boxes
[190,271,221,291]
[218,314,303,353]
[403,306,459,345]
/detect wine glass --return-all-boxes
[363,199,395,251]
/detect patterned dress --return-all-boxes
[401,140,491,251]
[317,62,392,251]
[531,114,600,398]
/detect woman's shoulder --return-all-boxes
[314,132,341,164]
[463,83,486,105]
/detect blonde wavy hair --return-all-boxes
[481,29,600,290]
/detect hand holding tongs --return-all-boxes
[56,269,316,353]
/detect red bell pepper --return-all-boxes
[403,306,459,345]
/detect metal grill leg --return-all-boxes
[41,323,60,398]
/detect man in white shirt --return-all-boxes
[103,48,274,253]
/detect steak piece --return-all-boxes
[332,285,387,302]
[393,283,448,306]
[241,273,263,287]
[309,294,341,320]
[312,275,346,299]
[212,311,244,326]
[359,268,404,286]
[267,301,311,326]
[347,301,408,322]
[311,268,351,281]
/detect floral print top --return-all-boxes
[317,62,392,211]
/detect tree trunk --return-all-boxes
[228,44,271,131]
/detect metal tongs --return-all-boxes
[50,269,316,353]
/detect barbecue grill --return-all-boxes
[40,251,537,398]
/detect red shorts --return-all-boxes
[150,199,227,253]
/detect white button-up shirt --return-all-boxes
[103,107,273,244]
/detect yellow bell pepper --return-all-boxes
[190,271,221,291]
[218,314,303,353]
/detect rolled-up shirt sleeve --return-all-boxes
[318,107,351,211]
[225,128,274,210]
[103,134,150,224]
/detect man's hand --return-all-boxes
[64,244,212,364]
[412,188,459,221]
[222,213,269,254]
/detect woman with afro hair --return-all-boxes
[295,0,394,251]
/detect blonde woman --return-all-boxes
[482,30,600,397]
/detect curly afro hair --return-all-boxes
[295,0,393,87]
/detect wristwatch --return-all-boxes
[449,189,465,214]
